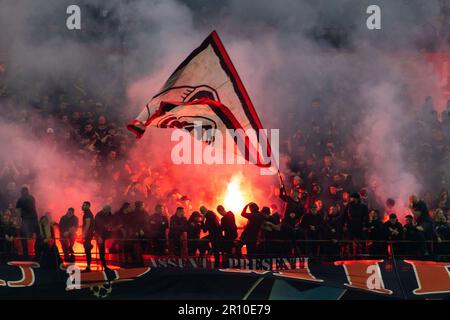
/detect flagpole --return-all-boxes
[263,131,286,194]
[277,169,287,194]
[257,127,287,194]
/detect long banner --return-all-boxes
[0,258,449,299]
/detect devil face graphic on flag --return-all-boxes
[127,31,273,169]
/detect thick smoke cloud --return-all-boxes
[0,0,448,220]
[0,115,103,216]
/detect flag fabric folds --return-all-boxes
[127,31,271,168]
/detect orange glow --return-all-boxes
[220,174,253,227]
[223,176,245,213]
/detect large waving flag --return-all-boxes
[127,31,272,168]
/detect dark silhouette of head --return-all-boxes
[249,203,259,213]
[21,187,29,196]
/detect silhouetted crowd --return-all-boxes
[1,183,449,271]
[1,73,450,268]
[1,76,450,268]
[1,36,450,268]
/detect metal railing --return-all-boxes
[1,237,449,263]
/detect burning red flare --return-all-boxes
[220,174,254,227]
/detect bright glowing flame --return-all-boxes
[223,176,246,214]
[218,173,264,227]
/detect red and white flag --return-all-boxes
[127,31,272,168]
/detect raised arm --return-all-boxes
[241,204,251,219]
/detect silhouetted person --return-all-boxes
[343,192,369,256]
[121,203,141,266]
[299,202,324,255]
[217,205,238,255]
[148,204,169,255]
[15,187,38,258]
[323,206,342,257]
[265,212,299,256]
[384,213,403,256]
[409,195,434,255]
[169,207,188,256]
[240,203,265,257]
[95,205,113,271]
[262,205,281,256]
[37,215,60,268]
[409,195,429,217]
[110,202,128,262]
[434,209,450,256]
[403,215,420,256]
[0,211,17,261]
[187,211,205,256]
[367,209,386,256]
[133,201,150,259]
[279,186,308,219]
[59,207,79,262]
[200,206,221,267]
[81,201,94,272]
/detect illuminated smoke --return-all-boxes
[223,175,246,214]
[0,0,447,221]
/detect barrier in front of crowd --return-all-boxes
[1,237,449,262]
[0,237,449,300]
[0,247,449,299]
